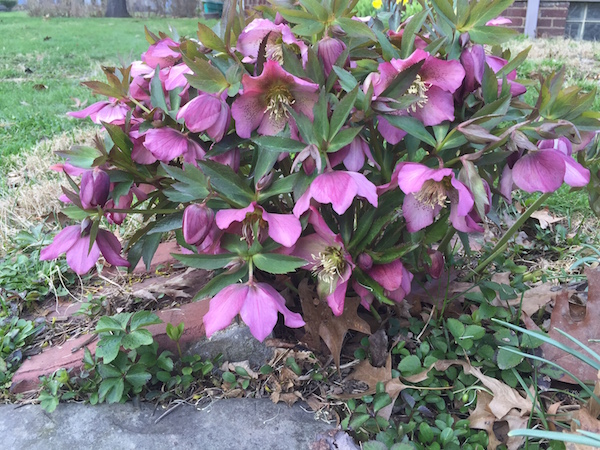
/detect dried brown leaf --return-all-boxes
[531,208,564,229]
[541,268,600,384]
[567,408,600,450]
[468,391,527,450]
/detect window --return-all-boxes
[566,2,600,40]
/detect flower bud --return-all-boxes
[182,204,215,246]
[80,169,110,210]
[425,250,444,279]
[318,36,348,77]
[358,253,373,271]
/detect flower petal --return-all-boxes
[231,92,265,138]
[40,225,80,261]
[512,150,565,193]
[311,172,357,215]
[203,284,246,338]
[96,230,130,267]
[215,203,255,230]
[240,284,279,341]
[403,193,437,232]
[66,234,100,274]
[144,128,190,162]
[258,283,305,329]
[261,210,302,247]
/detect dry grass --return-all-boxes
[0,129,97,254]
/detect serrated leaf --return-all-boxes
[197,160,254,207]
[468,26,517,45]
[125,364,152,388]
[184,57,229,93]
[121,329,154,349]
[173,253,240,270]
[252,253,307,274]
[258,173,300,201]
[447,318,465,340]
[56,145,102,169]
[329,86,358,141]
[96,335,122,364]
[130,311,162,331]
[96,316,126,333]
[99,377,124,404]
[336,17,375,40]
[197,22,228,53]
[327,126,363,153]
[253,136,306,153]
[150,65,169,114]
[400,9,428,59]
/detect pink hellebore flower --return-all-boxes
[292,207,354,315]
[293,171,378,217]
[141,37,181,69]
[354,258,413,308]
[512,137,590,193]
[486,55,527,97]
[318,36,348,77]
[329,134,380,172]
[236,18,308,65]
[79,169,110,210]
[164,63,193,91]
[393,162,477,233]
[231,60,319,138]
[486,17,512,26]
[40,225,129,274]
[216,202,301,248]
[177,92,230,142]
[182,204,215,246]
[143,127,205,164]
[365,49,465,144]
[68,99,129,125]
[203,281,305,342]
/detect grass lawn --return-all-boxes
[0,12,212,159]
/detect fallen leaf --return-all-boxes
[405,359,532,418]
[468,391,527,450]
[507,282,574,317]
[310,429,360,450]
[567,408,600,450]
[541,268,600,384]
[368,329,388,367]
[299,279,371,369]
[531,208,564,229]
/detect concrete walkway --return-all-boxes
[0,399,334,449]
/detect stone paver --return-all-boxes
[0,399,333,450]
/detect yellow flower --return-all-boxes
[396,0,409,4]
[372,0,383,9]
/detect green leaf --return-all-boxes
[336,17,375,40]
[447,318,465,340]
[331,66,358,92]
[130,311,162,331]
[252,253,307,274]
[282,43,306,79]
[96,335,122,364]
[253,136,306,153]
[380,60,424,100]
[383,115,436,147]
[292,20,325,37]
[56,145,103,169]
[103,122,133,154]
[300,0,328,21]
[127,232,161,272]
[184,57,229,94]
[258,173,300,201]
[306,47,325,85]
[374,29,399,61]
[329,86,358,141]
[287,108,317,145]
[147,212,184,235]
[96,316,126,333]
[468,26,517,45]
[496,347,524,370]
[254,146,279,182]
[193,266,249,300]
[173,253,240,270]
[121,329,154,350]
[494,328,519,346]
[327,126,363,153]
[97,363,122,379]
[197,160,254,207]
[398,354,422,374]
[151,65,169,114]
[125,364,152,388]
[400,9,428,59]
[467,0,516,28]
[373,392,392,413]
[99,377,125,404]
[197,23,228,53]
[162,163,209,203]
[313,90,330,143]
[464,324,486,340]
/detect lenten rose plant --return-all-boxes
[43,0,600,342]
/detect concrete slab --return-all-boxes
[0,399,334,450]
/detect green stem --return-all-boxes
[129,97,151,115]
[105,208,180,215]
[437,226,456,255]
[466,192,551,281]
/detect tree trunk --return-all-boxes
[105,0,130,17]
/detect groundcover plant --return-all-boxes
[42,0,600,342]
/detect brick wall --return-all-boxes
[502,0,570,37]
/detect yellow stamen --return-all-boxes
[414,179,449,209]
[407,74,429,112]
[311,246,347,287]
[264,86,295,121]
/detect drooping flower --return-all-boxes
[329,134,380,171]
[182,204,215,246]
[459,44,486,96]
[236,18,308,65]
[354,258,413,308]
[318,36,348,77]
[177,92,230,142]
[40,224,129,274]
[486,54,527,97]
[364,49,465,144]
[216,202,302,248]
[68,99,129,125]
[511,137,590,193]
[79,169,110,210]
[392,162,477,233]
[141,37,181,69]
[292,207,354,315]
[293,171,378,217]
[203,281,305,341]
[231,60,319,138]
[143,127,206,164]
